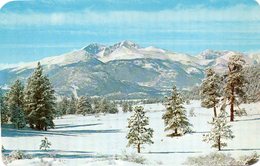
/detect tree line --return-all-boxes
[55,96,119,118]
[1,63,55,130]
[0,62,121,131]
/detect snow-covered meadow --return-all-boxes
[1,101,260,165]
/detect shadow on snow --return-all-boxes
[3,149,108,159]
[54,123,102,129]
[223,148,260,151]
[236,117,260,122]
[1,123,121,137]
[147,151,202,154]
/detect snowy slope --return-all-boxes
[84,41,200,66]
[2,101,260,165]
[196,49,255,71]
[11,50,94,72]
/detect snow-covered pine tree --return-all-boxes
[98,98,110,113]
[203,111,234,151]
[7,80,26,129]
[0,89,8,124]
[223,54,247,121]
[39,137,51,151]
[56,97,69,117]
[122,102,133,113]
[24,62,56,131]
[162,85,192,137]
[67,95,77,114]
[127,106,153,153]
[200,68,221,117]
[128,103,133,112]
[76,96,93,116]
[93,97,101,114]
[108,101,119,114]
[122,102,129,113]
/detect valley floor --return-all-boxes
[1,101,260,165]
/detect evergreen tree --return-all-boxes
[7,80,26,129]
[122,102,133,113]
[122,102,129,113]
[56,97,69,117]
[108,101,119,114]
[93,97,101,114]
[76,96,93,115]
[67,95,77,114]
[0,89,8,124]
[39,137,51,151]
[200,68,221,117]
[203,111,234,151]
[127,106,153,153]
[223,54,246,121]
[98,98,110,113]
[24,62,56,130]
[128,103,133,112]
[162,85,192,137]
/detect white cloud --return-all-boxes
[0,6,260,27]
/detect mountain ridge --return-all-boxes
[0,41,259,99]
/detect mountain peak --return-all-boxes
[197,49,231,60]
[83,43,106,55]
[114,40,139,49]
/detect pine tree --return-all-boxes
[127,106,153,153]
[223,54,246,121]
[7,80,26,129]
[0,89,8,124]
[39,137,51,151]
[122,102,133,113]
[24,62,56,130]
[56,97,69,117]
[203,111,234,151]
[122,102,129,113]
[76,96,93,116]
[128,103,133,112]
[67,95,77,114]
[93,97,101,114]
[98,98,110,113]
[200,68,221,117]
[108,101,119,114]
[162,85,192,137]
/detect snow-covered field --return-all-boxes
[1,101,260,165]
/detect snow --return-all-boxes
[249,53,260,64]
[71,84,79,99]
[1,101,260,165]
[1,41,258,76]
[140,46,166,53]
[186,67,201,74]
[11,50,92,72]
[142,63,153,69]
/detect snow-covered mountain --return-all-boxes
[196,49,255,71]
[0,41,258,99]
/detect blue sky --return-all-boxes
[0,0,260,65]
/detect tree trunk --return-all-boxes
[137,143,141,153]
[175,128,178,135]
[230,85,235,122]
[213,106,217,117]
[218,136,221,151]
